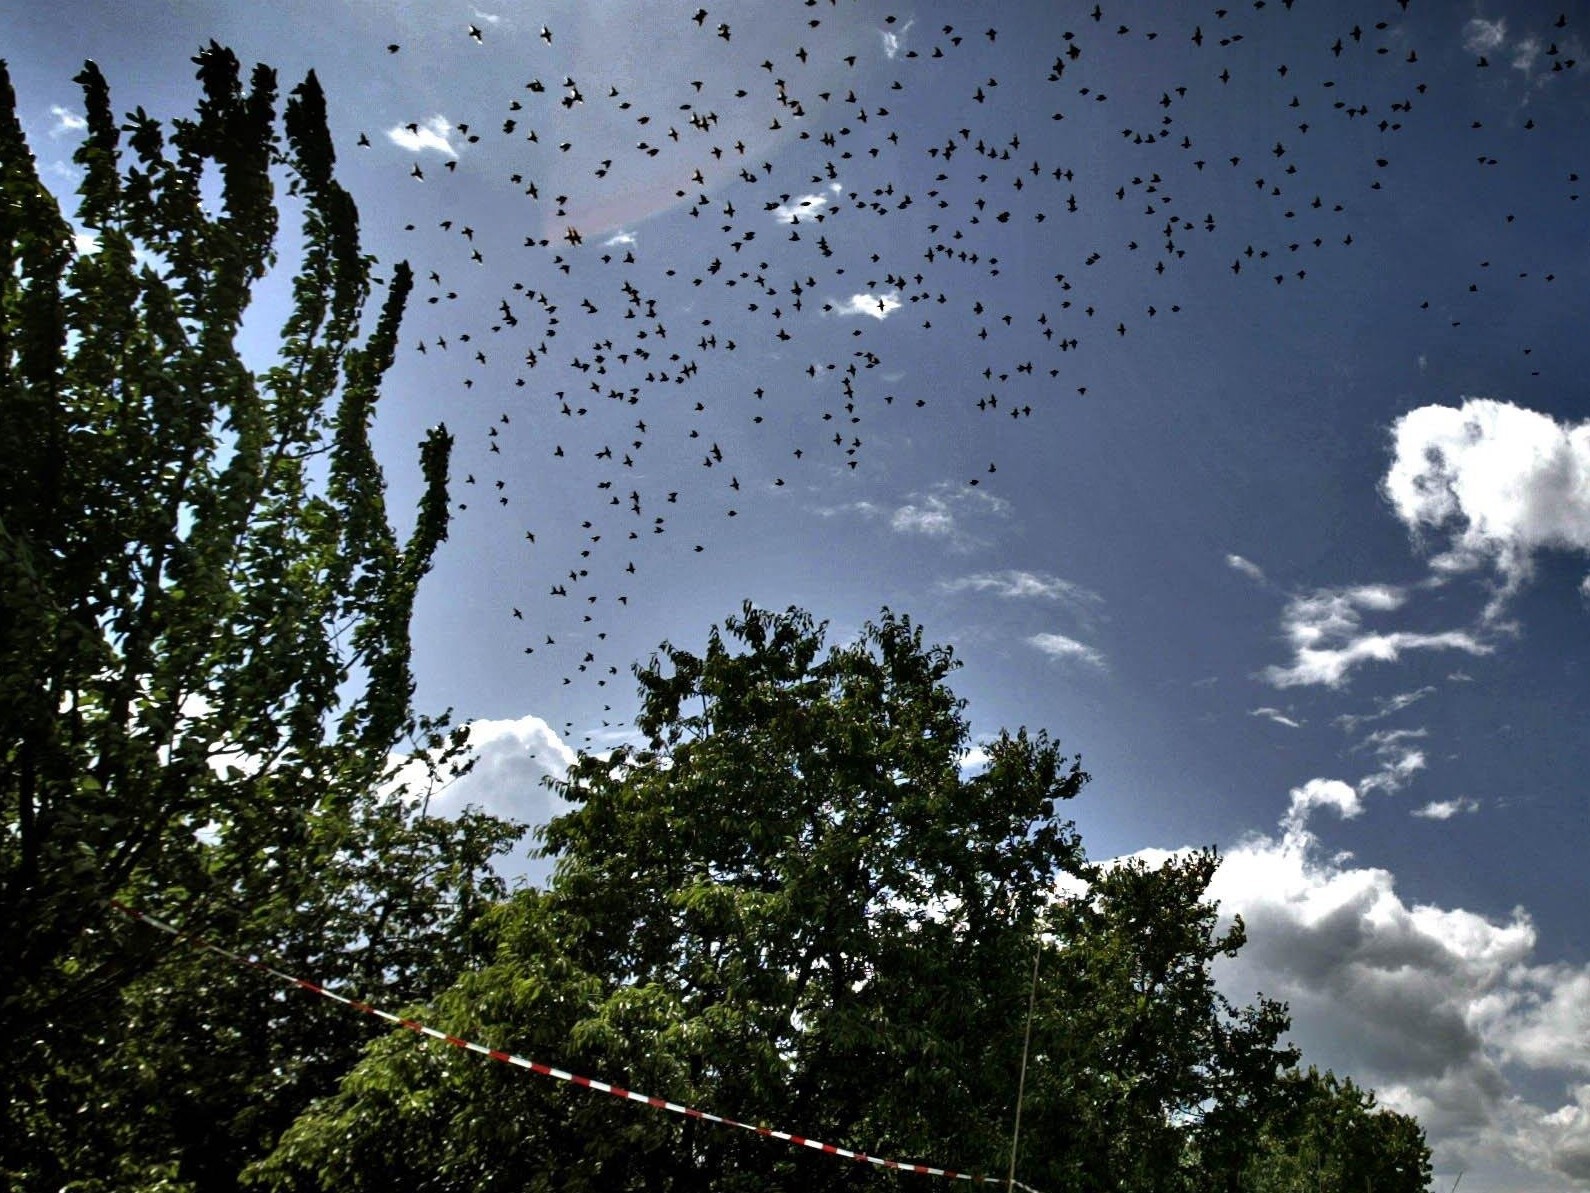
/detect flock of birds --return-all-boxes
[348,1,1584,748]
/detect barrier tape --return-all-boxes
[108,900,1040,1193]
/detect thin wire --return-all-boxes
[1007,941,1042,1193]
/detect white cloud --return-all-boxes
[879,18,912,60]
[1250,707,1303,729]
[1464,18,1508,54]
[1226,553,1267,582]
[1358,747,1426,796]
[938,570,1102,606]
[1413,796,1481,820]
[881,483,1009,550]
[387,715,576,886]
[1264,584,1491,688]
[49,104,87,136]
[958,743,991,772]
[386,115,458,157]
[1349,726,1429,797]
[772,192,829,223]
[831,291,902,320]
[1351,725,1428,755]
[1511,36,1542,72]
[1382,399,1590,615]
[1283,777,1363,830]
[1027,632,1106,670]
[1192,819,1590,1188]
[1335,687,1437,732]
[604,230,636,247]
[893,502,955,537]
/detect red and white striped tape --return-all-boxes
[108,901,1040,1193]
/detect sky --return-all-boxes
[6,0,1590,1187]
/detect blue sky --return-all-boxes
[8,0,1590,1187]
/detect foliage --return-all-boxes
[0,46,522,1190]
[254,604,1406,1193]
[1026,852,1300,1192]
[1237,1067,1433,1193]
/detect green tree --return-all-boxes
[1024,852,1300,1193]
[1238,1067,1433,1193]
[254,604,1331,1193]
[1,47,522,1190]
[257,604,1091,1192]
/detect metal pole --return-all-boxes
[1007,942,1042,1193]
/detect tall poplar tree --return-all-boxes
[1,45,520,1190]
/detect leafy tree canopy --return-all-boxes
[1,45,522,1191]
[257,605,1405,1193]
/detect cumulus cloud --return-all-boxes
[958,743,991,773]
[1464,18,1508,54]
[1264,584,1491,688]
[1189,819,1590,1188]
[1282,777,1363,831]
[387,115,458,156]
[1382,399,1590,615]
[937,570,1102,606]
[1226,553,1268,582]
[387,715,577,886]
[1250,707,1303,729]
[1027,632,1106,670]
[830,291,902,320]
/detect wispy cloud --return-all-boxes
[1250,707,1303,729]
[883,483,1009,549]
[1226,553,1267,583]
[1464,18,1507,54]
[386,115,458,157]
[49,104,87,137]
[1383,399,1590,617]
[1510,36,1542,72]
[1334,686,1436,733]
[1263,584,1491,688]
[937,570,1102,606]
[1027,632,1106,670]
[771,192,829,223]
[1413,796,1481,820]
[830,291,902,320]
[604,230,636,247]
[879,18,913,60]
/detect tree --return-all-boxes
[1024,852,1300,1193]
[256,604,1092,1192]
[254,604,1337,1193]
[1,46,521,1190]
[1238,1067,1433,1193]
